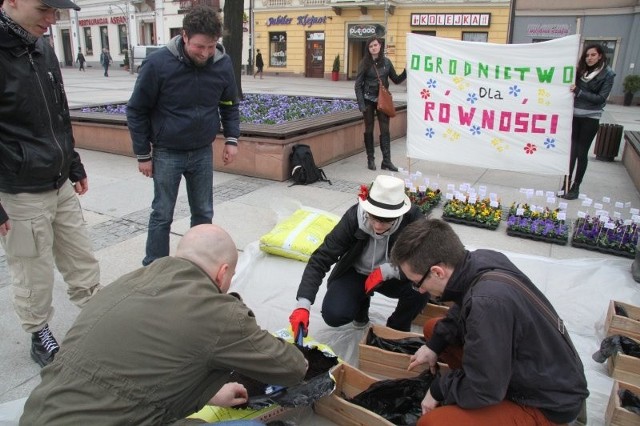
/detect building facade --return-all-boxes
[512,0,640,103]
[46,0,640,101]
[252,0,511,80]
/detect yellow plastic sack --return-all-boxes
[259,208,339,262]
[186,329,339,423]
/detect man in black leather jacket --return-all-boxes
[0,0,102,368]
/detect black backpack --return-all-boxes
[289,144,331,186]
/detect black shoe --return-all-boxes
[367,158,376,170]
[31,324,59,368]
[381,160,398,172]
[560,183,580,200]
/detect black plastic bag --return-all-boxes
[619,388,640,414]
[592,334,640,363]
[229,345,338,409]
[347,370,436,425]
[365,327,426,354]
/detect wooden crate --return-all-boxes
[358,324,448,379]
[607,335,640,386]
[412,302,451,327]
[605,380,640,426]
[314,363,394,426]
[605,300,640,341]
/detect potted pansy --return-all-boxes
[506,203,568,245]
[405,186,441,215]
[572,215,638,259]
[442,196,502,230]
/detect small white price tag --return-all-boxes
[630,208,640,215]
[469,196,477,204]
[604,221,615,229]
[594,203,603,210]
[447,183,455,191]
[577,211,586,218]
[613,212,621,219]
[490,200,499,208]
[557,212,566,221]
[615,202,624,208]
[602,196,611,203]
[446,193,454,200]
[546,197,556,204]
[535,190,544,197]
[545,191,555,198]
[516,208,525,216]
[558,202,568,210]
[419,185,426,192]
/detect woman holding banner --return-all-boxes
[355,36,406,171]
[562,44,615,200]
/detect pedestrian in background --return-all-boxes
[0,0,102,368]
[127,4,240,267]
[100,47,112,76]
[253,48,263,79]
[289,175,429,339]
[562,43,615,200]
[355,35,406,172]
[76,47,85,71]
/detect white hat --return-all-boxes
[359,175,411,218]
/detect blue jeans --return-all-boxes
[143,145,213,266]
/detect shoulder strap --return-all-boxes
[473,270,580,359]
[319,169,332,185]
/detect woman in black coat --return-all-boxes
[562,43,615,200]
[355,36,406,171]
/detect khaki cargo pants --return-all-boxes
[0,183,101,333]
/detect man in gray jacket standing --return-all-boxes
[127,4,240,267]
[0,0,102,368]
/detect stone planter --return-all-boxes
[70,105,407,181]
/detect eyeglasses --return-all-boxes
[411,263,438,291]
[367,213,397,224]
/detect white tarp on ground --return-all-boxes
[406,34,580,175]
[2,237,639,425]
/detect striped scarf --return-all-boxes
[0,7,38,46]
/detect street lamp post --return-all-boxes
[109,2,134,75]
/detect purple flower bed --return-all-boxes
[81,94,359,125]
[572,216,638,255]
[506,215,569,241]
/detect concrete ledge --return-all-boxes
[71,107,407,181]
[622,130,640,193]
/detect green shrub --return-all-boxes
[623,74,640,94]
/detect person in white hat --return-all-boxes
[289,175,430,338]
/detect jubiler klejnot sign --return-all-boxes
[406,34,580,175]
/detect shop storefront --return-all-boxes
[512,0,640,102]
[253,1,510,80]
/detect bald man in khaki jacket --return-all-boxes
[21,225,307,425]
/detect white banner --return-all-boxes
[406,34,580,175]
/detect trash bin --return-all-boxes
[594,123,624,161]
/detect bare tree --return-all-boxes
[223,0,244,99]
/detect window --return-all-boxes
[269,32,287,67]
[412,31,436,37]
[118,24,128,54]
[462,32,488,42]
[100,26,109,50]
[83,27,93,55]
[583,39,617,68]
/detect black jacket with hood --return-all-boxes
[428,249,589,423]
[127,35,240,161]
[296,202,423,305]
